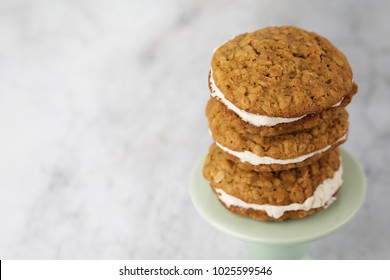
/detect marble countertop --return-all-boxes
[1,0,389,259]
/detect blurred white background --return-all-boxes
[0,0,389,259]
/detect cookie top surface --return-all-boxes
[211,26,354,117]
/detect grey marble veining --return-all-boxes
[0,0,389,259]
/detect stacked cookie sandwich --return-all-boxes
[203,26,357,221]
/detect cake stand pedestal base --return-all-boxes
[246,242,311,260]
[189,149,366,260]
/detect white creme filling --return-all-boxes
[215,163,343,219]
[215,133,347,165]
[209,70,343,127]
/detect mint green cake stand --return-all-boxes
[189,149,366,259]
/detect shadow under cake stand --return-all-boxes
[189,148,366,259]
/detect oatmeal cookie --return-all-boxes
[207,98,348,166]
[211,26,356,117]
[203,144,342,221]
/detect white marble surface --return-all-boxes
[0,0,389,259]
